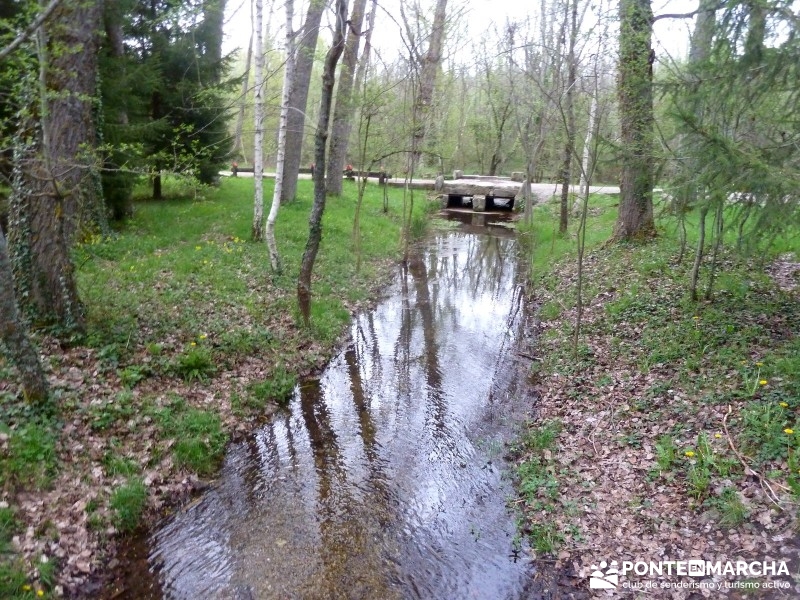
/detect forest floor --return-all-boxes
[513,197,800,597]
[0,177,428,599]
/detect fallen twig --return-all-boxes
[723,405,784,509]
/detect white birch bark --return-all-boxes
[266,0,294,271]
[251,0,265,241]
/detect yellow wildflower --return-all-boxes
[692,316,700,321]
[784,428,794,435]
[759,379,768,385]
[685,451,695,457]
[199,334,207,340]
[37,591,44,597]
[22,585,31,592]
[190,342,197,347]
[756,362,764,367]
[714,433,722,439]
[780,402,789,408]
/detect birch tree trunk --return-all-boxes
[325,0,368,195]
[280,0,325,203]
[297,0,348,324]
[251,0,265,241]
[265,0,295,271]
[0,225,48,404]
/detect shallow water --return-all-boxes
[121,213,536,599]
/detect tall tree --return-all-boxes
[265,0,295,269]
[325,0,368,195]
[558,0,580,234]
[280,0,326,203]
[613,0,655,240]
[252,0,266,240]
[409,0,448,173]
[0,225,48,403]
[9,0,105,332]
[297,0,348,323]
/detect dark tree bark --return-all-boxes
[280,0,326,203]
[0,225,49,404]
[558,0,579,234]
[297,0,348,324]
[9,0,103,332]
[41,0,106,242]
[613,0,655,241]
[325,0,368,195]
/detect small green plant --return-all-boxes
[521,420,561,453]
[0,506,18,554]
[0,423,57,489]
[715,488,748,527]
[87,391,136,431]
[110,479,147,533]
[528,522,562,555]
[119,364,151,388]
[246,367,297,407]
[173,346,215,382]
[687,464,711,500]
[172,409,227,475]
[655,435,676,471]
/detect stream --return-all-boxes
[113,211,538,599]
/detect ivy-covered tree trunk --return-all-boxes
[613,0,655,241]
[0,225,48,404]
[325,0,368,196]
[297,0,348,324]
[8,0,104,332]
[280,0,325,204]
[40,0,106,242]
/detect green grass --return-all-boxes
[171,409,227,476]
[76,177,425,366]
[517,194,619,278]
[0,422,57,490]
[246,366,297,407]
[110,479,147,533]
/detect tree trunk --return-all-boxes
[558,0,579,234]
[410,0,448,173]
[297,0,348,324]
[579,94,598,200]
[0,225,49,404]
[266,0,295,270]
[280,0,325,203]
[613,0,655,241]
[41,0,106,242]
[252,0,265,241]
[326,0,369,195]
[8,0,103,332]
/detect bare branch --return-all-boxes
[652,2,726,23]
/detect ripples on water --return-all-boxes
[143,221,534,599]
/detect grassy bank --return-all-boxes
[513,195,800,594]
[0,177,426,598]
